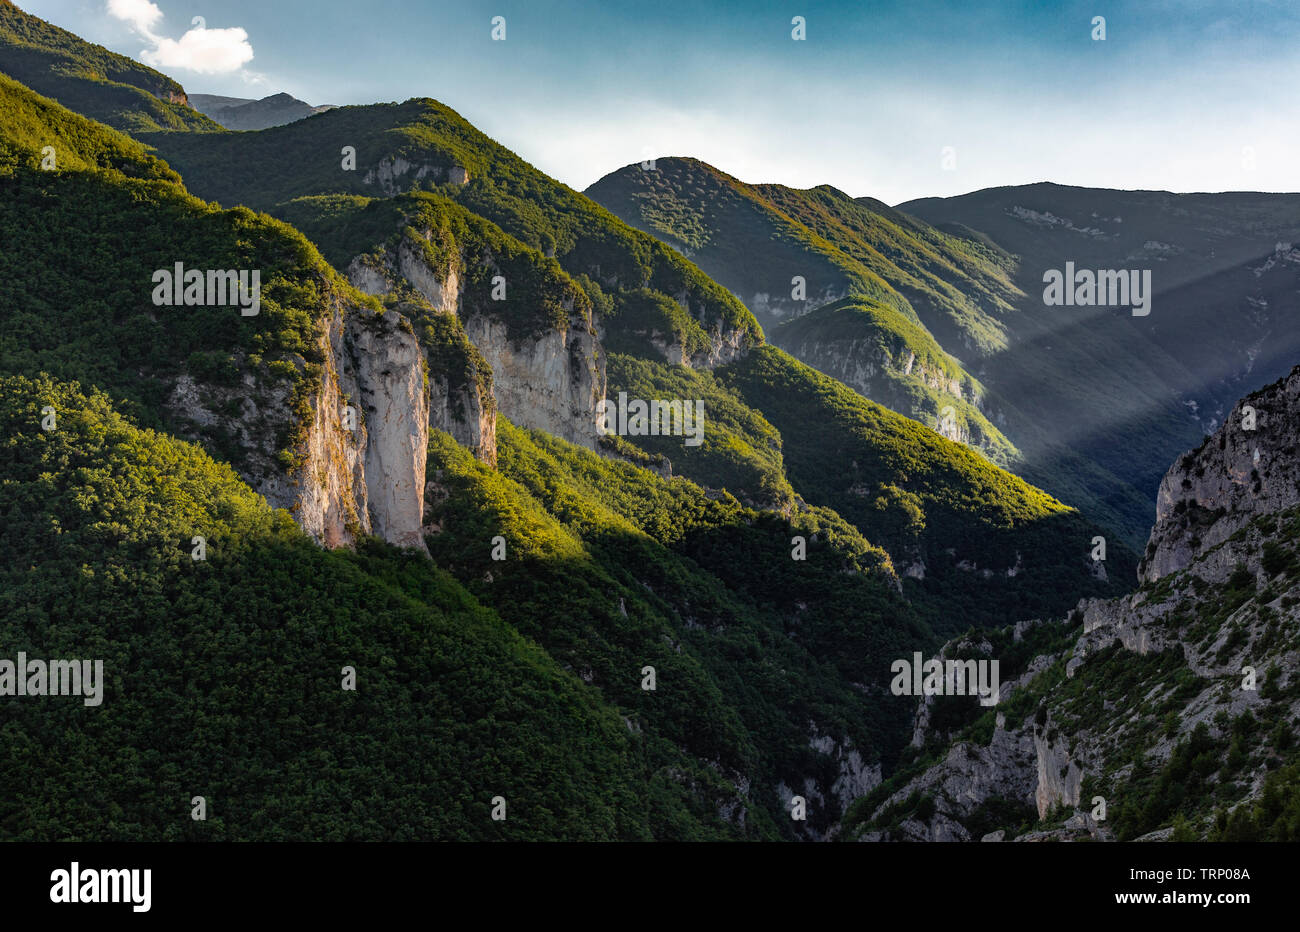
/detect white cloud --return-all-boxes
[106,0,254,74]
[141,26,254,73]
[106,0,162,34]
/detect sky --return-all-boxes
[17,0,1300,204]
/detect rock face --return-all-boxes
[273,305,430,551]
[664,290,755,369]
[1033,724,1083,819]
[396,238,460,314]
[427,362,497,466]
[349,228,606,451]
[1142,366,1300,582]
[808,732,882,812]
[167,298,431,551]
[348,312,429,549]
[361,156,469,196]
[785,339,975,408]
[347,253,498,465]
[465,311,604,448]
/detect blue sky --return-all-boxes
[20,0,1300,203]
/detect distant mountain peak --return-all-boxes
[188,91,329,130]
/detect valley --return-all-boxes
[1,0,1296,846]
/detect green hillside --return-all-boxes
[715,346,1136,632]
[0,0,219,132]
[139,100,762,360]
[603,342,1135,633]
[0,66,932,839]
[0,375,667,841]
[584,157,1024,465]
[0,73,361,476]
[586,157,1023,354]
[422,420,935,835]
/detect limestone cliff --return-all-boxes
[362,156,470,196]
[464,310,603,448]
[348,226,605,450]
[166,295,432,552]
[1142,366,1300,582]
[348,251,498,464]
[347,311,429,549]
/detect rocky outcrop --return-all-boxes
[362,156,469,196]
[397,238,460,314]
[273,305,429,551]
[783,338,977,407]
[1142,365,1300,581]
[871,726,1041,842]
[166,299,431,552]
[464,309,604,448]
[348,250,498,464]
[853,367,1300,842]
[1033,723,1082,819]
[352,227,605,450]
[347,312,429,549]
[809,732,882,812]
[642,315,753,370]
[1064,594,1171,678]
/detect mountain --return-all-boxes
[138,99,1133,632]
[588,165,1300,552]
[0,63,942,840]
[901,183,1300,548]
[0,0,218,131]
[843,365,1300,842]
[190,91,336,130]
[0,7,1151,841]
[901,182,1300,296]
[586,157,1022,465]
[0,77,669,839]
